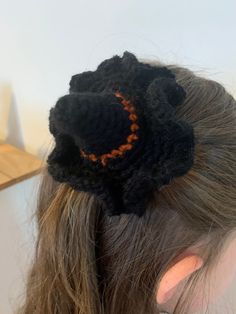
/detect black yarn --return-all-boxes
[47,51,195,217]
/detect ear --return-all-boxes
[156,254,204,304]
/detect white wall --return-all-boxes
[0,0,236,313]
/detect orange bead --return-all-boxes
[127,134,138,143]
[105,153,114,159]
[101,160,107,166]
[131,123,139,132]
[89,154,98,162]
[127,144,133,150]
[80,150,86,157]
[129,114,137,122]
[115,91,122,97]
[123,101,130,106]
[119,144,133,152]
[111,149,123,156]
[128,106,136,113]
[127,134,134,143]
[101,156,108,166]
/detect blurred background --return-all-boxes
[0,0,236,313]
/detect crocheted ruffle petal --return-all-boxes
[123,171,156,217]
[150,120,195,185]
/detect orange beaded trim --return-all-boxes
[80,91,139,166]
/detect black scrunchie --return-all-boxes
[47,51,195,217]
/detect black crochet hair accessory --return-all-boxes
[47,51,195,217]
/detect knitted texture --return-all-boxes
[47,51,195,217]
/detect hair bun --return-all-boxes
[47,51,195,217]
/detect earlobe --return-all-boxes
[156,254,204,304]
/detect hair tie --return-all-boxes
[47,51,195,217]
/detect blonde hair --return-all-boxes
[17,61,236,314]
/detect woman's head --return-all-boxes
[18,54,236,314]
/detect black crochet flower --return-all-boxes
[47,51,195,217]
